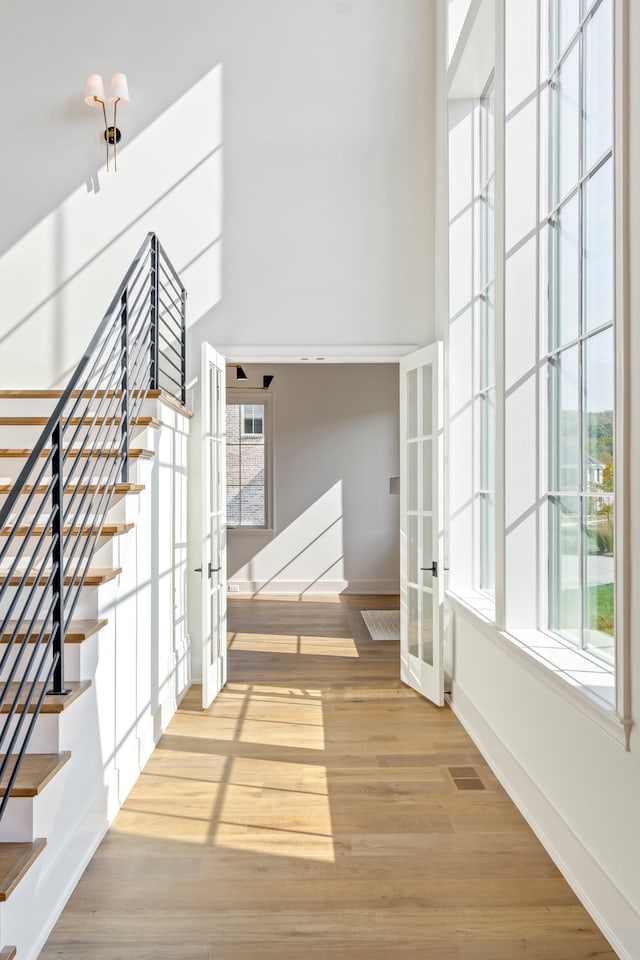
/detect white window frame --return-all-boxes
[545,0,615,664]
[444,0,630,746]
[474,73,496,599]
[225,391,273,531]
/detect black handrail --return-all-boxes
[0,232,186,819]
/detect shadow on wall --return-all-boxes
[229,482,346,596]
[0,66,224,388]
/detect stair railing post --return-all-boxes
[181,287,187,406]
[150,234,160,391]
[120,287,129,483]
[50,419,66,695]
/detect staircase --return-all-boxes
[0,236,192,959]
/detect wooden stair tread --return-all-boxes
[0,680,90,715]
[0,447,154,460]
[0,522,134,539]
[0,388,192,418]
[0,567,121,587]
[0,752,71,798]
[0,482,144,495]
[0,838,46,901]
[0,946,17,960]
[0,415,160,428]
[0,618,107,645]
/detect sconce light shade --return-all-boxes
[85,72,129,172]
[109,73,129,104]
[236,366,248,381]
[263,375,274,389]
[85,74,105,105]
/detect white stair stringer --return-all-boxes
[0,394,191,960]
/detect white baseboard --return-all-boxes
[13,784,113,960]
[449,680,639,960]
[226,579,399,596]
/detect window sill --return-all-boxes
[445,589,631,750]
[227,527,274,535]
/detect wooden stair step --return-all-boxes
[0,680,90,715]
[0,752,71,798]
[0,522,134,539]
[0,481,144,496]
[0,415,160,429]
[0,388,192,418]
[0,946,17,960]
[0,838,46,901]
[0,447,154,460]
[0,567,121,588]
[0,618,107,645]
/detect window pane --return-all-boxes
[407,442,418,512]
[584,0,613,170]
[584,327,614,490]
[227,486,241,526]
[480,284,494,389]
[551,41,579,206]
[584,159,613,332]
[422,515,433,589]
[480,389,495,492]
[226,401,267,527]
[421,592,434,667]
[226,444,240,485]
[583,328,614,657]
[550,495,581,641]
[585,497,615,660]
[551,194,580,348]
[408,587,419,657]
[551,346,580,492]
[243,403,264,435]
[480,492,495,593]
[240,484,265,526]
[553,0,580,62]
[408,514,418,583]
[407,369,417,438]
[422,439,432,512]
[422,365,433,435]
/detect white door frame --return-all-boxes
[399,342,446,706]
[200,342,227,709]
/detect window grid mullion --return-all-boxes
[578,19,586,649]
[547,0,607,78]
[548,147,613,222]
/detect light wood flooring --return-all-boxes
[41,595,618,959]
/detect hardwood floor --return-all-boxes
[41,595,618,959]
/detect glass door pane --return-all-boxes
[400,342,444,706]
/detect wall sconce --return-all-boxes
[226,367,275,390]
[85,73,129,172]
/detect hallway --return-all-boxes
[41,596,617,959]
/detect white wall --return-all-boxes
[441,2,640,958]
[224,363,400,596]
[0,0,436,386]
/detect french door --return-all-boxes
[200,342,227,708]
[400,342,445,705]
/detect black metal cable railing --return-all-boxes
[0,232,186,819]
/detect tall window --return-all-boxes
[547,0,614,661]
[226,401,268,528]
[476,76,496,595]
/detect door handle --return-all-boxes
[420,562,450,578]
[194,563,222,577]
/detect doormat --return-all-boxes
[361,610,400,641]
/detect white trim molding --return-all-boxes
[448,679,640,960]
[216,344,419,363]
